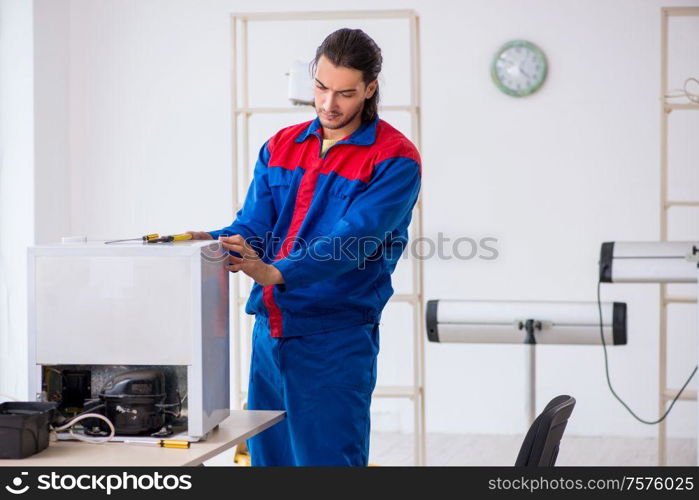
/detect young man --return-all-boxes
[189,28,421,466]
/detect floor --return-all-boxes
[204,432,697,466]
[368,433,697,466]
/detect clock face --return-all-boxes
[491,40,547,97]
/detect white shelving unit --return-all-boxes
[228,10,426,465]
[657,6,699,466]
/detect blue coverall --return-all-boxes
[208,115,421,466]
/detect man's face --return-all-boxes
[313,55,377,131]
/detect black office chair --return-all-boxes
[515,395,576,467]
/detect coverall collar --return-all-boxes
[295,114,379,146]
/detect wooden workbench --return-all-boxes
[0,410,285,467]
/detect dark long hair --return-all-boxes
[311,28,382,123]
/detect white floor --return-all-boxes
[369,433,697,466]
[204,433,697,466]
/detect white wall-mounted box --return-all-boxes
[27,240,230,439]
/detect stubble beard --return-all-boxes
[316,104,363,130]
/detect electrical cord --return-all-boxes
[51,405,116,444]
[597,279,697,424]
[665,77,699,104]
[52,413,115,444]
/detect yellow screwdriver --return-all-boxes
[105,233,160,244]
[124,439,191,449]
[147,233,193,243]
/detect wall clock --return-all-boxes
[491,40,547,97]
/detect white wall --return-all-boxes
[34,0,71,244]
[0,0,71,401]
[0,0,35,401]
[2,0,698,441]
[420,0,699,439]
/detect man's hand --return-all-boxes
[219,235,285,287]
[187,231,214,240]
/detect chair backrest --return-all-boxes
[515,395,576,467]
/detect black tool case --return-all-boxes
[0,402,58,459]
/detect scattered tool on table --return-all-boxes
[104,233,194,245]
[124,439,191,449]
[147,233,193,243]
[105,234,160,244]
